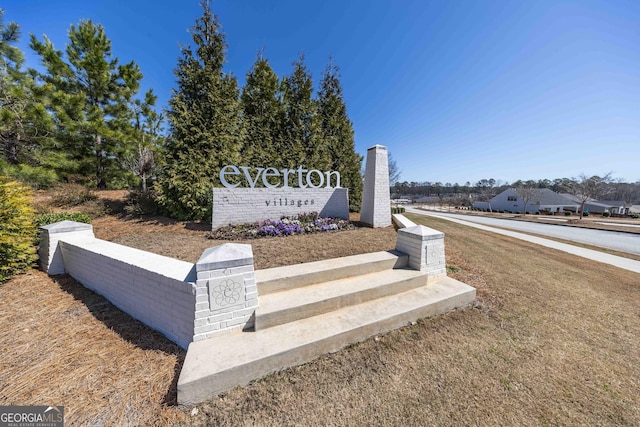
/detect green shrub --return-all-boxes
[583,211,589,217]
[36,212,92,227]
[629,213,639,219]
[603,211,611,217]
[564,211,572,216]
[391,206,406,214]
[0,177,38,283]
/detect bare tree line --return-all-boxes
[392,175,640,206]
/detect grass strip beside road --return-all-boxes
[412,212,640,262]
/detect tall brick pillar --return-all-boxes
[360,144,391,227]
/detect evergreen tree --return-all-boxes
[121,89,163,192]
[1,10,28,165]
[281,54,328,184]
[156,1,244,220]
[0,69,60,188]
[240,51,283,177]
[318,60,362,210]
[0,10,58,187]
[30,20,143,189]
[0,9,22,70]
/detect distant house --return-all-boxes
[585,200,630,215]
[473,188,579,214]
[560,195,632,215]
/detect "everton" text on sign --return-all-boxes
[220,165,340,189]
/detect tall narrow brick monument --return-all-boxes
[360,144,391,228]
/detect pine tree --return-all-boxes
[121,89,163,192]
[280,54,328,185]
[0,9,58,187]
[0,8,22,70]
[318,60,362,211]
[30,20,143,189]
[240,51,283,178]
[1,10,28,165]
[156,1,244,220]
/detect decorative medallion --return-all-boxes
[208,274,245,310]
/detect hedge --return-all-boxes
[0,177,37,283]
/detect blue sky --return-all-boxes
[6,0,640,185]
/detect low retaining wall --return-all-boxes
[392,213,416,229]
[59,236,197,348]
[212,187,349,229]
[39,221,258,349]
[39,215,448,349]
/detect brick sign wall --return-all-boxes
[212,187,349,229]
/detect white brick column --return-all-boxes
[360,144,391,227]
[193,244,258,341]
[396,225,446,279]
[39,220,94,274]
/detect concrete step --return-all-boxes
[177,276,476,405]
[255,268,429,330]
[255,250,408,295]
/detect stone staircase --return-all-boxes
[177,250,476,405]
[255,251,426,330]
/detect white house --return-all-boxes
[583,200,629,215]
[560,195,632,215]
[473,188,580,214]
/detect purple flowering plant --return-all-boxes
[208,212,354,240]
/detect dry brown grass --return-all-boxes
[0,271,185,425]
[2,202,639,425]
[93,215,397,269]
[482,225,640,262]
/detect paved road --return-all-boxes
[405,208,640,256]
